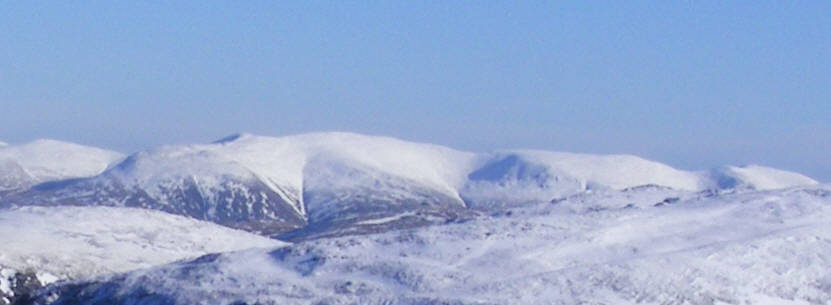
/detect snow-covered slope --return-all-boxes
[0,140,123,193]
[709,165,819,190]
[461,151,704,208]
[217,133,480,203]
[30,185,831,305]
[1,133,818,239]
[0,205,285,304]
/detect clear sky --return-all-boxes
[1,1,829,181]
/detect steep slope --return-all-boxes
[213,132,481,227]
[0,140,123,193]
[29,185,831,305]
[277,133,480,239]
[0,205,285,305]
[4,147,309,235]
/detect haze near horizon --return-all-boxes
[1,2,829,180]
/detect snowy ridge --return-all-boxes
[0,140,123,192]
[30,185,831,305]
[181,132,818,201]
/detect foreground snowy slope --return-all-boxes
[0,140,123,193]
[0,206,285,304]
[29,185,831,305]
[0,132,818,240]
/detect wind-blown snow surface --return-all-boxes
[0,205,285,304]
[0,140,123,192]
[31,185,831,305]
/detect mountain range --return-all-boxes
[0,132,817,241]
[0,132,824,305]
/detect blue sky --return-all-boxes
[1,1,829,180]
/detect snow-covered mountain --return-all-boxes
[0,133,478,238]
[0,133,817,240]
[0,206,285,305]
[26,185,831,305]
[460,151,705,208]
[708,165,818,190]
[0,140,123,193]
[0,132,826,305]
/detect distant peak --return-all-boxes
[213,133,254,144]
[0,141,7,147]
[0,139,124,160]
